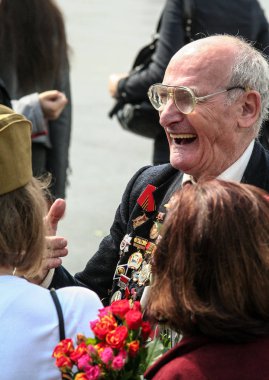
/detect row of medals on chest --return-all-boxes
[114,211,166,297]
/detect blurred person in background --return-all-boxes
[109,0,269,165]
[0,0,72,199]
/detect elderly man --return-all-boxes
[46,35,269,304]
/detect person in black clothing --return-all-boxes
[109,0,269,164]
[39,35,269,306]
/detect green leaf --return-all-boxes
[143,339,166,370]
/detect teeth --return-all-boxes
[170,133,196,139]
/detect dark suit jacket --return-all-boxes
[144,334,269,380]
[51,141,269,304]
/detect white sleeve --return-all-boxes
[11,93,48,136]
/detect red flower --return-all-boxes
[133,301,142,312]
[53,338,74,358]
[90,314,117,340]
[141,321,152,340]
[110,299,131,318]
[125,310,143,330]
[70,342,88,362]
[55,355,73,370]
[128,340,140,357]
[106,325,128,349]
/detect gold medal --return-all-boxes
[127,251,143,270]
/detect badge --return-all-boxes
[113,264,127,279]
[156,212,165,222]
[127,251,143,270]
[138,263,151,286]
[137,184,157,212]
[149,222,161,240]
[132,213,148,228]
[110,290,122,303]
[131,270,140,282]
[118,274,130,290]
[120,234,132,253]
[145,241,157,255]
[133,236,148,250]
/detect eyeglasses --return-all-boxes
[147,84,246,114]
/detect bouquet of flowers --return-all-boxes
[52,299,164,380]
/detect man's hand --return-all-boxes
[45,198,68,269]
[39,90,68,120]
[26,199,68,284]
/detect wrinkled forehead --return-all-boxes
[163,38,235,89]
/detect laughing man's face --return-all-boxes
[159,42,245,180]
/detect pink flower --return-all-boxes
[77,354,92,370]
[100,347,114,365]
[112,353,125,370]
[98,306,112,317]
[85,365,101,380]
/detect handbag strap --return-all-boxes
[182,0,194,43]
[50,288,66,341]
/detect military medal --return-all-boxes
[127,251,143,270]
[113,264,127,279]
[133,236,148,250]
[145,241,157,255]
[138,263,151,286]
[120,234,132,254]
[118,274,130,290]
[137,184,157,212]
[110,290,122,303]
[156,212,165,222]
[150,221,161,240]
[132,213,148,228]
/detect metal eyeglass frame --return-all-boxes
[148,83,246,114]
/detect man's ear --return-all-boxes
[237,90,261,129]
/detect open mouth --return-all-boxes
[170,133,197,145]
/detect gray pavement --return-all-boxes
[57,0,269,274]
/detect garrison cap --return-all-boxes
[0,105,32,195]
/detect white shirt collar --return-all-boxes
[182,140,255,184]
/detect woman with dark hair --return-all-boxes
[0,106,101,379]
[145,179,269,379]
[0,0,72,199]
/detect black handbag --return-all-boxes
[109,0,194,139]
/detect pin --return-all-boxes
[137,184,157,212]
[127,251,143,270]
[132,213,149,229]
[133,236,148,250]
[145,241,157,255]
[156,212,165,222]
[149,222,161,240]
[118,274,130,290]
[131,270,140,282]
[110,290,122,303]
[113,264,127,279]
[120,234,132,253]
[138,263,151,286]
